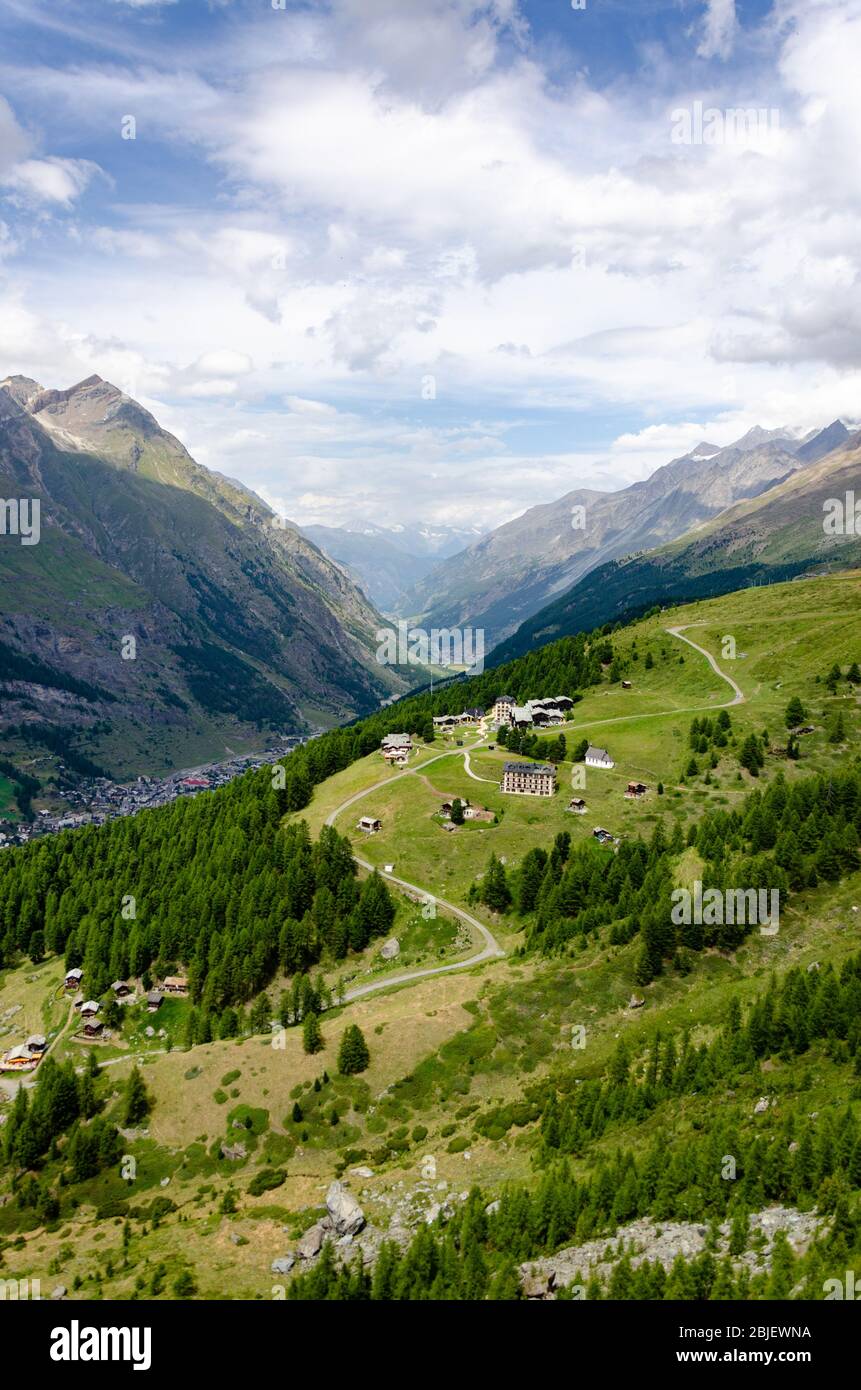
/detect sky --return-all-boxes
[0,0,860,533]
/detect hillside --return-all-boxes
[0,376,406,792]
[403,423,849,650]
[0,573,860,1303]
[492,433,861,664]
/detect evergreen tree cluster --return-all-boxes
[538,954,861,1161]
[483,769,860,985]
[2,1054,119,1182]
[0,799,395,1008]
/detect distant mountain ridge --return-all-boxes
[491,429,861,663]
[0,374,405,782]
[302,518,484,613]
[404,421,851,649]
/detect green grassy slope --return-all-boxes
[0,573,859,1300]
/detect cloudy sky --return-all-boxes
[0,0,859,532]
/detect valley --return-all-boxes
[0,572,859,1301]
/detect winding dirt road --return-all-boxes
[326,739,506,1002]
[565,624,746,737]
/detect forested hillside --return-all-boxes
[473,769,861,983]
[289,949,861,1300]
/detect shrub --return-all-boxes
[247,1168,286,1197]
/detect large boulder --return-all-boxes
[326,1180,366,1236]
[271,1256,295,1275]
[380,939,400,960]
[296,1223,325,1260]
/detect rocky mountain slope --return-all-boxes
[0,375,405,783]
[491,430,861,663]
[406,422,850,650]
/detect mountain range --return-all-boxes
[301,519,484,613]
[0,374,405,781]
[404,420,852,650]
[491,428,861,663]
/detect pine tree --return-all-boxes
[338,1024,370,1075]
[482,853,512,913]
[302,1011,323,1055]
[122,1066,151,1126]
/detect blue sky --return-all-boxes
[1,0,859,531]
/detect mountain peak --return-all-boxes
[688,441,721,459]
[729,424,792,452]
[794,418,851,465]
[0,374,46,410]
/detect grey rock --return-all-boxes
[271,1256,295,1275]
[51,1285,67,1301]
[753,1097,770,1115]
[296,1223,325,1260]
[326,1180,366,1236]
[380,939,400,960]
[522,1271,556,1300]
[350,1166,374,1178]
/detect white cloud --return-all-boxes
[696,0,739,61]
[2,0,861,529]
[192,350,253,378]
[0,96,30,177]
[2,156,100,205]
